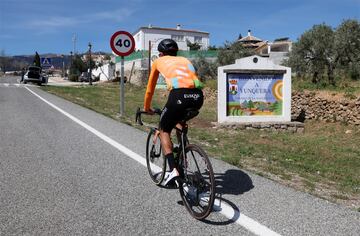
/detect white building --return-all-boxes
[133,24,210,51]
[238,30,292,65]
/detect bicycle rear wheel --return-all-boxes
[178,144,215,220]
[146,129,166,185]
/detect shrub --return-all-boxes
[192,55,217,81]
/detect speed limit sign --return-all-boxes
[109,30,135,117]
[110,31,135,57]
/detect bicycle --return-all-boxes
[136,107,215,220]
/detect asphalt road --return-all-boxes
[0,76,359,235]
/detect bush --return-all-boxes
[69,74,79,82]
[217,41,253,66]
[192,55,217,81]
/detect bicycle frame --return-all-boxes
[137,108,202,180]
[136,107,215,219]
[175,124,202,186]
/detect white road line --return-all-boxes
[25,87,281,236]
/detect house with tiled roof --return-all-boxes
[238,30,292,64]
[132,24,210,51]
[238,30,265,49]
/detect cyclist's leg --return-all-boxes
[159,130,173,155]
[159,106,180,173]
[160,88,203,171]
[153,129,160,144]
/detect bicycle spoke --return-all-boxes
[179,144,215,220]
[146,130,166,185]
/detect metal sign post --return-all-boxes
[110,30,135,117]
[120,56,125,116]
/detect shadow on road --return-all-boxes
[215,169,254,196]
[177,169,254,225]
[201,169,254,225]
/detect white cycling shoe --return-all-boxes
[163,168,179,187]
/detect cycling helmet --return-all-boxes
[158,39,178,54]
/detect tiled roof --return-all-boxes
[238,35,263,43]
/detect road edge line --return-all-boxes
[25,87,282,236]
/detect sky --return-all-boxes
[0,0,359,56]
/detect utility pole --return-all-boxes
[69,51,73,80]
[70,51,73,68]
[88,42,92,85]
[61,54,65,77]
[72,34,77,54]
[148,40,151,78]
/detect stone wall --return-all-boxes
[291,91,360,125]
[215,122,305,133]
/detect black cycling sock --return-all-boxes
[165,153,176,170]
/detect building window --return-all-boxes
[194,36,202,43]
[171,35,184,42]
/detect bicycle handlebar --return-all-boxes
[135,107,162,125]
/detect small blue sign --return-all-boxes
[41,57,52,68]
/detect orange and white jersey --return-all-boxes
[144,55,202,111]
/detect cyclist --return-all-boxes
[143,39,204,186]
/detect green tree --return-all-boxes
[192,54,217,81]
[84,54,96,70]
[69,54,87,81]
[288,23,336,85]
[217,41,253,66]
[33,51,41,67]
[186,40,201,51]
[208,45,217,50]
[334,19,360,80]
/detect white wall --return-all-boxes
[115,59,147,72]
[134,28,209,51]
[92,63,115,81]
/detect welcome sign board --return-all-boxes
[227,73,283,116]
[218,56,291,123]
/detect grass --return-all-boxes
[41,81,360,209]
[292,77,360,96]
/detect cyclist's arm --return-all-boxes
[144,61,160,111]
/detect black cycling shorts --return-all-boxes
[160,88,204,133]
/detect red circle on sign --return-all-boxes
[110,31,135,57]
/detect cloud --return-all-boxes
[93,8,134,22]
[24,8,134,29]
[28,16,84,28]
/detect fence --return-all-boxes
[115,50,218,63]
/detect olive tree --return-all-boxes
[192,54,217,81]
[288,24,336,85]
[334,19,360,80]
[288,19,360,84]
[217,41,253,66]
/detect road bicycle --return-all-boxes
[136,107,215,220]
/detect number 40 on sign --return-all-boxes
[110,31,135,57]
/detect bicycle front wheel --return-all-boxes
[146,129,166,185]
[178,144,215,220]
